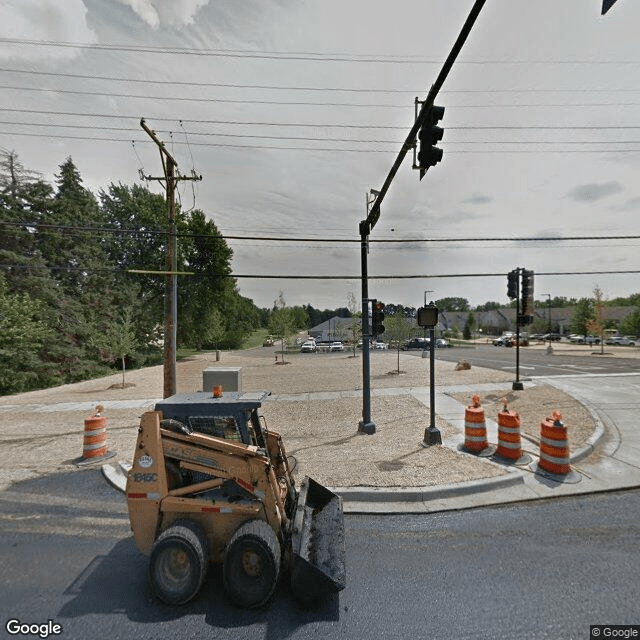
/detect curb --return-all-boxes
[102,461,130,493]
[103,460,524,505]
[330,470,524,504]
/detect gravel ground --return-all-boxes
[0,347,598,489]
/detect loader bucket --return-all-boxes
[290,476,346,604]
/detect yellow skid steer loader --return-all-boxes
[126,391,345,608]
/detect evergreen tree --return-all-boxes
[0,273,50,393]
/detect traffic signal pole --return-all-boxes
[359,232,375,434]
[357,1,487,434]
[514,276,523,391]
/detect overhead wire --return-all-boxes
[2,66,640,95]
[5,82,640,110]
[3,37,640,65]
[2,221,640,244]
[2,262,640,280]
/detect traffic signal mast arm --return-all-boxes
[359,0,487,237]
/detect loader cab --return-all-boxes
[154,391,271,449]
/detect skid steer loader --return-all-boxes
[126,390,345,608]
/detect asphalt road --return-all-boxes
[1,470,638,640]
[418,343,640,377]
[255,342,640,378]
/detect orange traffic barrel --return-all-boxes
[496,403,522,461]
[463,394,488,453]
[539,411,570,475]
[82,405,108,460]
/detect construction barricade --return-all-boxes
[538,411,570,475]
[496,400,522,461]
[462,394,490,454]
[492,399,531,466]
[77,404,116,465]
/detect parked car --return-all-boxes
[435,338,449,348]
[570,335,600,344]
[329,341,344,352]
[542,333,562,341]
[492,335,514,347]
[300,340,317,353]
[374,341,388,350]
[402,338,430,350]
[606,336,637,346]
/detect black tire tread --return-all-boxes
[149,519,208,605]
[223,519,281,609]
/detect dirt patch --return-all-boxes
[261,394,506,487]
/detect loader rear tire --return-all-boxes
[149,519,208,605]
[223,519,281,609]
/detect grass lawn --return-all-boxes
[240,328,271,350]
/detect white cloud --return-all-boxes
[114,0,209,29]
[0,0,97,60]
[113,0,159,29]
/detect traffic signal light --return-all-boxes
[521,269,534,316]
[507,269,519,299]
[371,300,385,336]
[417,105,445,180]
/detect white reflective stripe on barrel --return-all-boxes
[83,441,107,451]
[498,425,520,434]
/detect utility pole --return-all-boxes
[140,118,202,398]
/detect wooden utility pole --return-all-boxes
[140,118,202,398]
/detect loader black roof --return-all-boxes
[155,391,270,422]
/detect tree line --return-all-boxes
[0,150,263,395]
[3,148,639,395]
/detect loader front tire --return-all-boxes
[149,519,208,605]
[223,519,281,609]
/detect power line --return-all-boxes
[0,130,398,153]
[3,66,640,95]
[5,107,640,133]
[0,120,399,144]
[3,38,640,65]
[2,222,640,244]
[0,107,407,129]
[2,262,640,280]
[5,119,640,147]
[6,83,640,109]
[4,130,640,154]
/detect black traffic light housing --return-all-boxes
[417,105,445,180]
[371,300,385,336]
[507,269,519,299]
[521,269,534,319]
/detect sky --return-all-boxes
[1,0,639,311]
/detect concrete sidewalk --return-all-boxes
[100,372,640,514]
